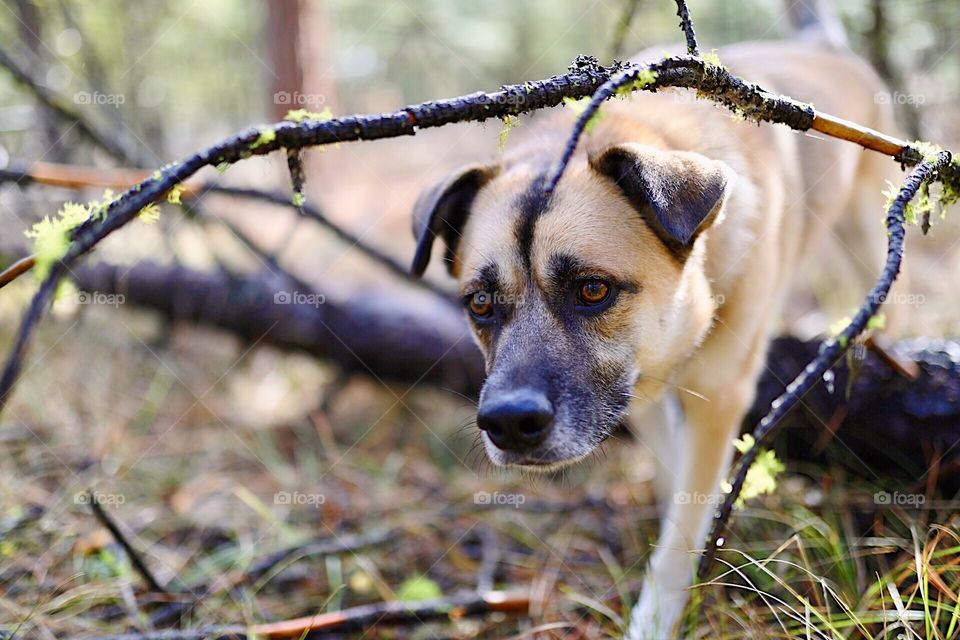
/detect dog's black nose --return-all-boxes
[477,393,554,452]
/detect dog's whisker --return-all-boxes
[440,387,479,406]
[627,377,709,403]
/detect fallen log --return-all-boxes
[70,260,485,397]
[47,259,960,490]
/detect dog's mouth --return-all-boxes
[479,420,621,470]
[475,378,634,470]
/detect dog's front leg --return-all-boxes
[626,386,750,639]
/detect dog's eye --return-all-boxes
[468,291,494,319]
[577,279,610,306]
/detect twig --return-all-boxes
[240,529,393,586]
[254,591,529,637]
[147,528,394,629]
[674,0,699,56]
[178,195,315,293]
[696,150,953,580]
[0,256,35,290]
[81,591,529,639]
[209,186,450,298]
[88,491,169,594]
[475,524,500,594]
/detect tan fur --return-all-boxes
[417,40,904,639]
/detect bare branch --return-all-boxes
[88,491,170,595]
[83,591,529,639]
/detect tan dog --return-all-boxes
[410,8,902,638]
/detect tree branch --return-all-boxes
[674,0,699,56]
[697,150,954,580]
[84,591,529,639]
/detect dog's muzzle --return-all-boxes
[476,389,554,453]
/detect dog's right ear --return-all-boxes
[411,163,498,278]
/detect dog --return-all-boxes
[410,3,903,637]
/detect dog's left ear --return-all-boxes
[589,143,735,259]
[411,163,499,278]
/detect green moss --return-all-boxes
[396,575,442,601]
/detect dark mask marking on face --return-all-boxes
[513,172,551,273]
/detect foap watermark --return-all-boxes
[869,291,925,309]
[874,491,925,507]
[274,491,326,507]
[489,92,528,108]
[76,291,125,308]
[75,491,125,506]
[675,491,722,506]
[874,91,925,107]
[273,91,326,108]
[471,290,525,308]
[74,90,125,108]
[675,288,725,308]
[474,490,526,508]
[274,290,326,307]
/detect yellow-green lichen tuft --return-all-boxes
[721,434,785,507]
[166,183,185,205]
[867,312,886,331]
[137,202,161,224]
[562,97,605,134]
[498,114,520,152]
[882,179,934,227]
[250,127,277,150]
[284,108,333,122]
[24,198,106,279]
[614,68,658,98]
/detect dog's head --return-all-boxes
[411,143,734,469]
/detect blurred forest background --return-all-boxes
[1,1,959,638]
